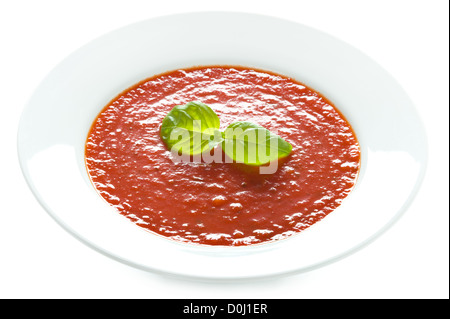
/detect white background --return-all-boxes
[1,0,448,299]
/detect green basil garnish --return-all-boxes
[222,121,292,166]
[160,101,222,155]
[160,101,292,166]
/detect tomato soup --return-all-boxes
[85,66,360,246]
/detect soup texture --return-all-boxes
[85,66,360,246]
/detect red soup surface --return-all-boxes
[85,66,361,246]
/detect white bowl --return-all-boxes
[17,12,428,280]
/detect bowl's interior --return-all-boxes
[17,12,427,280]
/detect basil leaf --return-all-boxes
[222,121,292,166]
[160,102,293,167]
[160,101,222,155]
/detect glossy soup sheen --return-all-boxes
[85,66,361,246]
